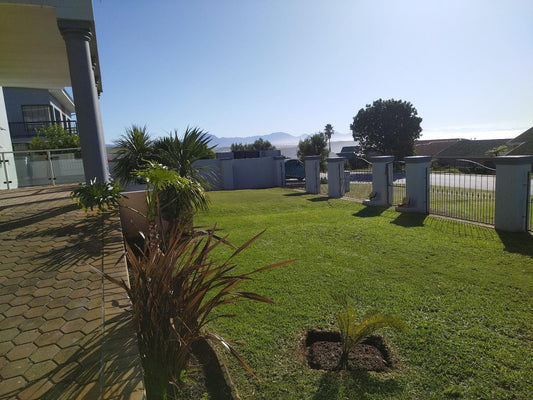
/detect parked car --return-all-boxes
[285,159,305,180]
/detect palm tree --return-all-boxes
[153,127,215,186]
[113,125,154,183]
[324,124,334,152]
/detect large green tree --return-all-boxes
[350,99,422,159]
[297,132,329,172]
[230,138,276,152]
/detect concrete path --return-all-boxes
[0,185,145,399]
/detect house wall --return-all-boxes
[3,87,72,122]
[0,87,19,189]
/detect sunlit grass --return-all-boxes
[195,188,533,400]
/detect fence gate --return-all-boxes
[345,157,373,199]
[429,159,496,225]
[386,161,406,206]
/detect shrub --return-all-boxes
[333,294,407,369]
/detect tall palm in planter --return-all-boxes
[153,127,215,187]
[113,124,154,183]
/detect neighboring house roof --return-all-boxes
[436,139,510,159]
[506,126,533,155]
[415,138,462,157]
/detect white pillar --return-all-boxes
[327,157,345,198]
[0,87,18,189]
[396,156,431,214]
[305,156,321,194]
[494,156,533,232]
[273,156,286,187]
[363,156,394,207]
[59,21,109,183]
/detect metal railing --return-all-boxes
[1,148,84,190]
[389,161,407,206]
[8,120,77,139]
[429,159,496,225]
[344,157,372,199]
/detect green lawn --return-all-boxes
[195,188,533,399]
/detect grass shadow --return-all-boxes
[496,231,533,258]
[353,206,388,218]
[313,370,402,400]
[391,213,428,227]
[283,192,309,197]
[308,196,329,202]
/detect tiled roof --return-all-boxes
[436,139,510,158]
[415,139,461,157]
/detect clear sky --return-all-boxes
[92,0,533,143]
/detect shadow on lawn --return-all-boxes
[391,213,427,227]
[353,206,389,218]
[496,231,533,258]
[312,370,401,400]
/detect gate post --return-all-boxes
[363,156,394,207]
[305,156,321,194]
[494,156,533,232]
[396,156,431,214]
[273,156,286,187]
[327,157,345,198]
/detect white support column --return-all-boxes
[363,156,394,207]
[305,156,321,194]
[59,21,109,183]
[494,156,533,232]
[273,156,286,187]
[327,157,345,198]
[396,156,431,214]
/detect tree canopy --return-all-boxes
[297,132,329,172]
[324,124,334,151]
[350,99,422,159]
[29,123,80,150]
[231,138,276,152]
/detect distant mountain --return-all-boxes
[207,132,300,148]
[208,131,354,149]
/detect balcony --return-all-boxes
[8,120,77,141]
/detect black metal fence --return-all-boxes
[389,161,407,206]
[429,159,496,225]
[344,157,372,199]
[8,120,77,140]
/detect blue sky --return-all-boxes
[93,0,533,143]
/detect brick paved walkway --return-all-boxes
[0,185,145,399]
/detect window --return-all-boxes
[22,105,52,131]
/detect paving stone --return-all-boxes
[28,296,51,307]
[40,317,66,333]
[53,346,80,364]
[60,318,86,334]
[52,278,74,289]
[30,344,61,363]
[0,341,15,355]
[64,307,89,321]
[57,331,84,349]
[43,306,68,321]
[0,357,32,379]
[0,315,24,329]
[0,327,19,342]
[48,297,71,309]
[17,378,54,400]
[12,329,40,345]
[8,295,32,307]
[25,360,58,382]
[34,330,64,347]
[0,375,27,397]
[23,304,49,319]
[19,316,45,332]
[50,287,73,299]
[6,342,36,361]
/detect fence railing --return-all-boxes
[8,121,77,139]
[1,148,84,190]
[429,159,496,225]
[346,157,373,199]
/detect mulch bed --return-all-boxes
[305,330,394,371]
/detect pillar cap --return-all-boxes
[326,157,345,163]
[493,155,533,165]
[404,156,432,164]
[304,155,321,160]
[370,156,394,163]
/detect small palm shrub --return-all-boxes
[332,294,407,369]
[91,226,294,398]
[71,178,124,212]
